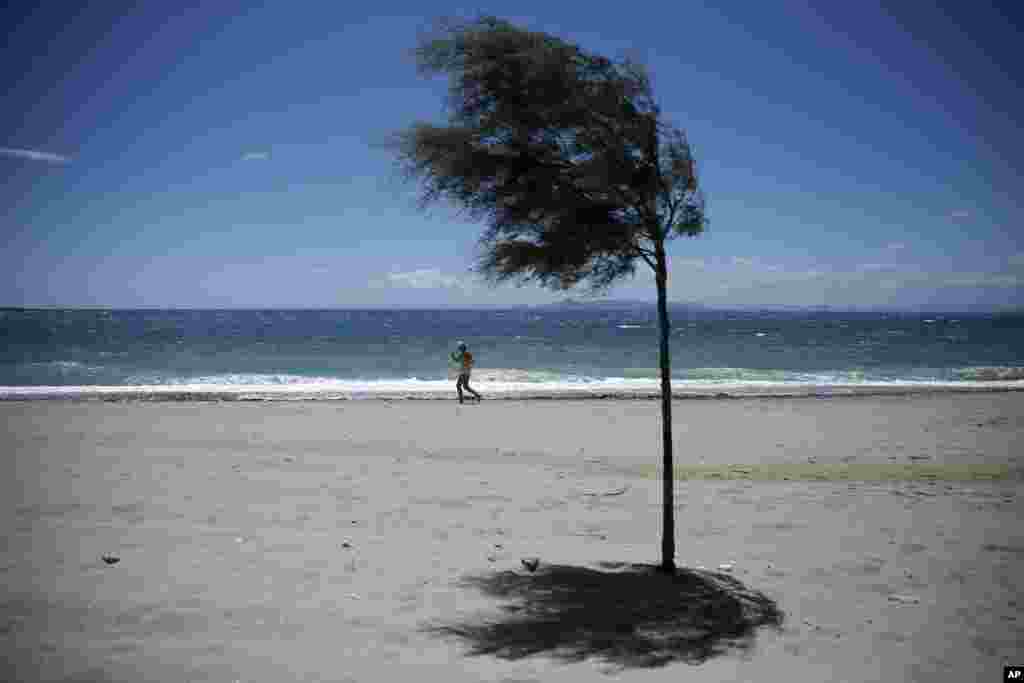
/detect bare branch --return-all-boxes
[634,244,656,270]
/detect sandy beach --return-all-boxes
[2,393,1022,682]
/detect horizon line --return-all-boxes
[3,302,1022,313]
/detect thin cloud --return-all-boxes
[885,242,907,250]
[949,209,970,220]
[942,273,1021,288]
[241,151,270,161]
[0,147,70,164]
[385,268,468,290]
[850,269,1018,290]
[728,256,781,272]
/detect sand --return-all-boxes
[1,393,1021,682]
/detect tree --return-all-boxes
[391,16,706,573]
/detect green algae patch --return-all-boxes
[635,462,1014,482]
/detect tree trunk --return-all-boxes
[654,240,675,573]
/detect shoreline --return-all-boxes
[4,380,1024,402]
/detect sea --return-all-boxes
[2,307,1024,400]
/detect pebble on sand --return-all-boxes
[521,558,540,572]
[102,556,120,565]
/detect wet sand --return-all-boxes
[1,393,1021,682]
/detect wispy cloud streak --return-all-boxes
[0,147,70,163]
[383,268,469,290]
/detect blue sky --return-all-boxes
[2,1,1021,309]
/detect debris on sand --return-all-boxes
[102,556,120,565]
[521,558,540,572]
[582,485,629,497]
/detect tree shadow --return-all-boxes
[423,561,784,670]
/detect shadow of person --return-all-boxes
[423,561,784,670]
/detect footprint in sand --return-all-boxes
[836,556,886,576]
[899,542,928,554]
[878,631,909,642]
[887,594,921,605]
[982,543,1024,555]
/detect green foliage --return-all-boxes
[392,16,706,293]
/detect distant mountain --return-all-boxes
[533,299,1024,314]
[535,298,712,311]
[705,303,1024,314]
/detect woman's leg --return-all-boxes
[455,375,465,403]
[464,376,482,400]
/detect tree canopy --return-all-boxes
[393,16,706,293]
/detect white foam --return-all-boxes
[3,378,1024,401]
[161,373,344,386]
[29,360,99,371]
[954,366,1024,381]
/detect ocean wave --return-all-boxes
[27,360,106,374]
[9,363,1024,389]
[685,367,793,382]
[4,377,1024,401]
[678,367,873,383]
[620,367,811,381]
[161,373,346,386]
[953,366,1024,381]
[470,368,565,383]
[157,369,574,385]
